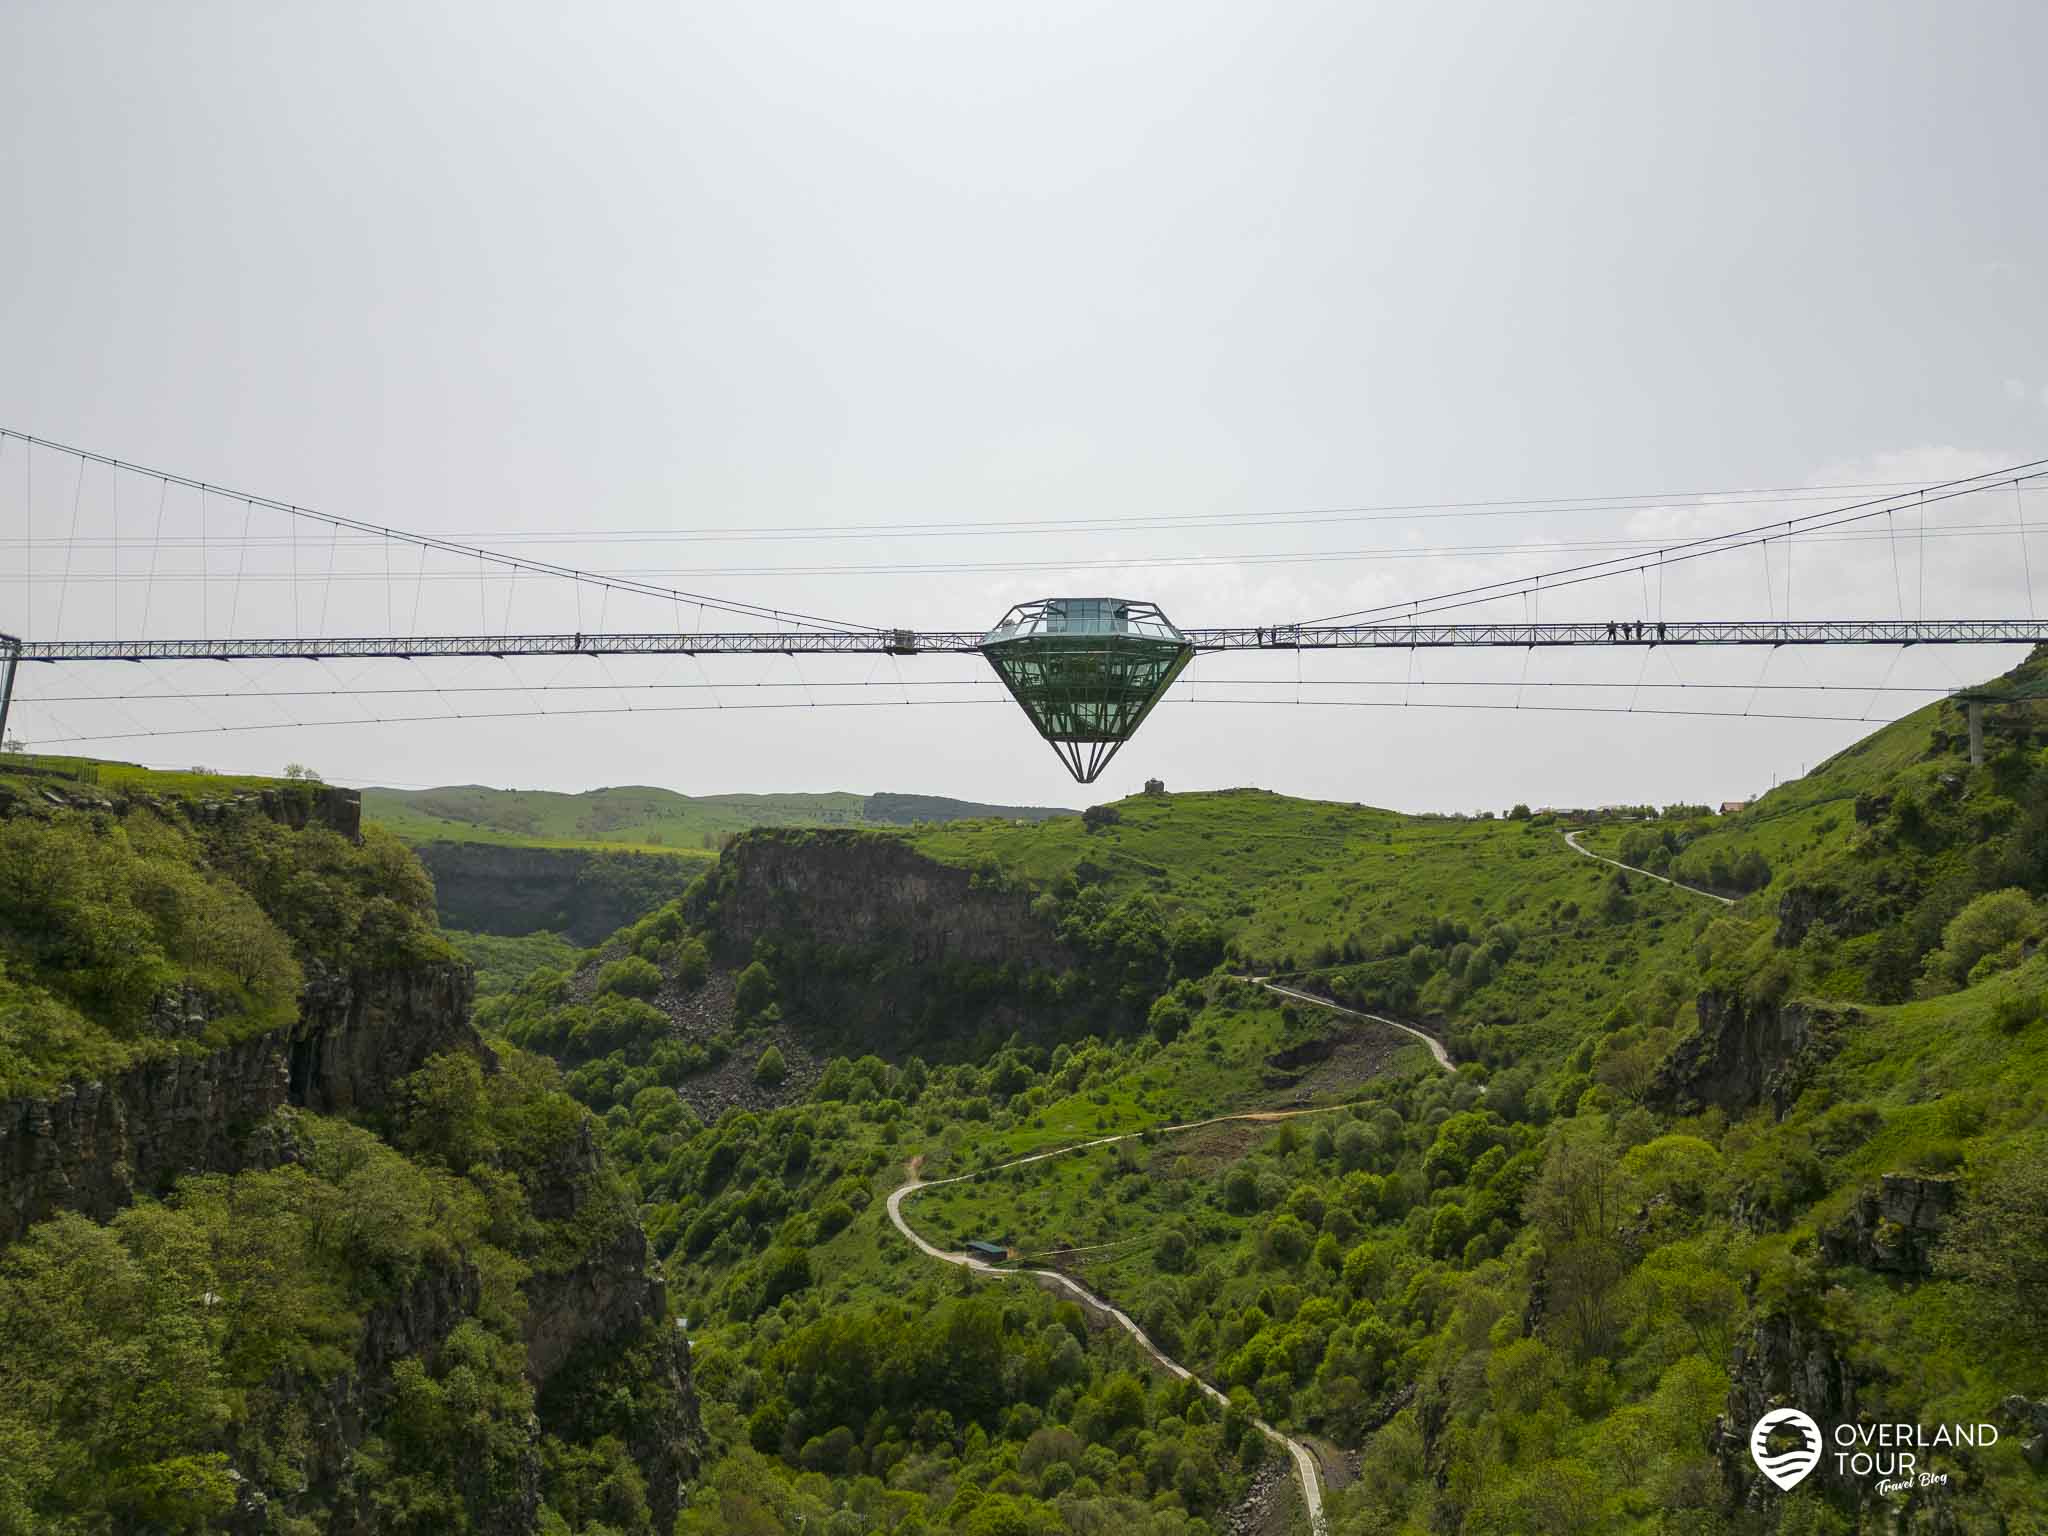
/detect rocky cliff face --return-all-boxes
[1713,1309,1864,1510]
[519,1114,699,1530]
[190,782,365,840]
[13,777,365,839]
[705,830,1070,970]
[520,1118,666,1382]
[1821,1174,1958,1276]
[697,830,1088,1051]
[289,960,476,1112]
[1714,1307,2010,1530]
[0,958,474,1247]
[227,1256,543,1536]
[412,841,702,942]
[1649,989,1853,1119]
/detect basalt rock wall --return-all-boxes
[1649,988,1854,1119]
[694,830,1095,1053]
[704,830,1071,969]
[518,1114,699,1530]
[0,958,475,1247]
[412,841,703,943]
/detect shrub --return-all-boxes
[1993,990,2042,1034]
[596,956,662,999]
[674,936,710,989]
[1262,1213,1312,1266]
[1931,888,2039,983]
[1147,995,1190,1044]
[754,1046,788,1086]
[734,961,776,1021]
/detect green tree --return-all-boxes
[1932,887,2038,983]
[1525,1121,1626,1358]
[734,961,777,1021]
[397,1051,497,1172]
[675,935,710,988]
[753,1046,787,1086]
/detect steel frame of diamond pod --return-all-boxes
[976,598,1195,783]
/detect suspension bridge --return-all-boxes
[4,428,2045,781]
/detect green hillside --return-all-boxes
[15,654,2045,1535]
[469,649,2048,1534]
[0,759,697,1532]
[363,782,1076,853]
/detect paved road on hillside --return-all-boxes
[1562,827,1735,906]
[887,993,1461,1536]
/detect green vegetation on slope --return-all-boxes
[447,927,584,997]
[365,783,1074,855]
[464,651,2048,1534]
[0,770,697,1536]
[0,765,449,1100]
[483,950,1350,1535]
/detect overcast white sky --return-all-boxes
[4,1,2045,811]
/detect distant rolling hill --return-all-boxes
[361,783,1076,854]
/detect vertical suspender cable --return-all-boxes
[1888,511,1905,617]
[318,522,339,636]
[54,452,84,640]
[230,499,252,637]
[140,476,168,641]
[2017,480,2035,619]
[1917,489,1926,620]
[22,437,31,641]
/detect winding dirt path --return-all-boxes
[1254,980,1455,1070]
[1562,826,1735,906]
[886,996,1463,1535]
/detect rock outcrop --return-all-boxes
[1713,1309,1864,1509]
[1649,989,1853,1119]
[519,1117,665,1382]
[413,841,701,942]
[695,830,1091,1051]
[514,1114,700,1529]
[1997,1395,2048,1471]
[1714,1308,2018,1530]
[704,830,1071,970]
[0,958,474,1247]
[1821,1174,1958,1276]
[226,1256,542,1536]
[191,783,364,840]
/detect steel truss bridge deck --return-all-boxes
[8,618,2048,664]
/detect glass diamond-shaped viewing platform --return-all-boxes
[978,598,1194,783]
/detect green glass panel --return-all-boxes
[978,599,1193,780]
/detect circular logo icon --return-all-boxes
[1750,1407,1823,1491]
